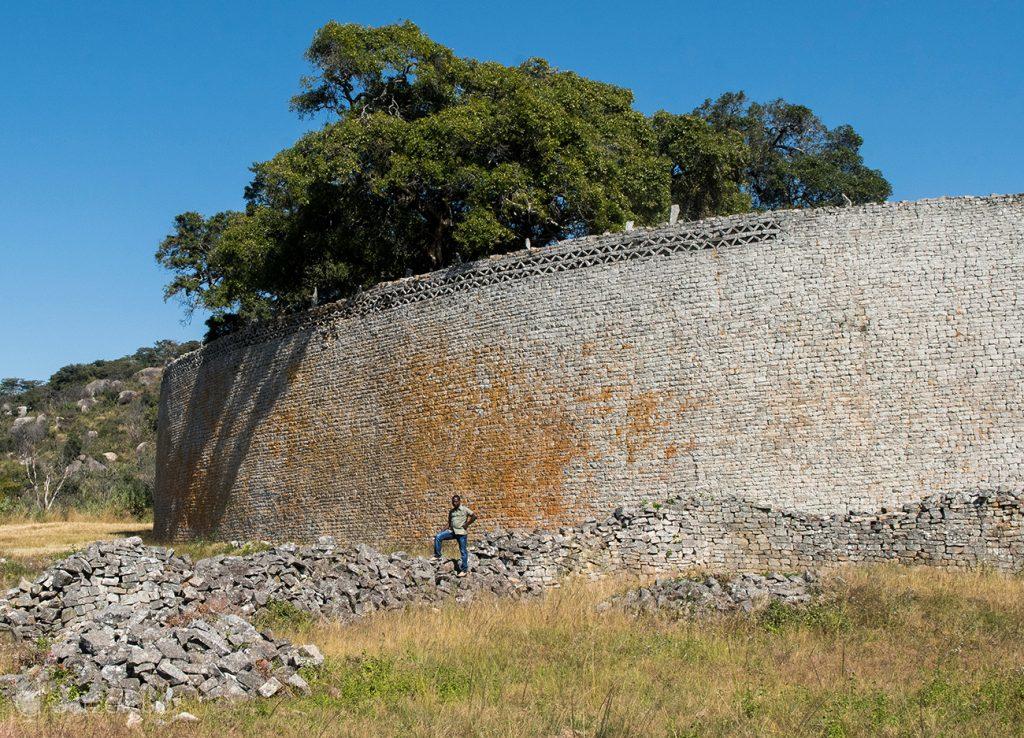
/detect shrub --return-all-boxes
[107,473,153,518]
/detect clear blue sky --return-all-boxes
[2,1,1022,380]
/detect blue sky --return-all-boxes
[2,1,1022,380]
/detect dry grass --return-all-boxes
[0,520,151,559]
[0,523,1022,736]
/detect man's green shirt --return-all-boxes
[449,505,473,535]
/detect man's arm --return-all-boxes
[465,512,477,529]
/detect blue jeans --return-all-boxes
[434,530,468,572]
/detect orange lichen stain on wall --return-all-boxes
[390,347,589,534]
[620,393,669,463]
[607,390,704,464]
[254,403,309,523]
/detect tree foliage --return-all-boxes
[0,378,41,398]
[694,92,892,209]
[157,22,891,335]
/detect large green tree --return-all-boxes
[158,22,889,334]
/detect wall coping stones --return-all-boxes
[165,193,1023,375]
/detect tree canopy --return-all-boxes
[157,21,891,336]
[694,92,891,209]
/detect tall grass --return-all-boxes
[1,565,1023,736]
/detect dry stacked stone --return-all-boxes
[155,195,1024,545]
[1,487,1022,714]
[605,572,819,617]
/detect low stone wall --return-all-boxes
[514,488,1024,576]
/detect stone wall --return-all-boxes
[553,488,1024,576]
[155,195,1024,545]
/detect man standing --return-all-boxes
[433,495,477,576]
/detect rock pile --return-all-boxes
[0,612,321,715]
[0,538,190,643]
[0,533,563,714]
[3,488,1016,714]
[0,538,327,714]
[188,539,536,621]
[606,571,820,617]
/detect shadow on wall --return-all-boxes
[154,329,313,540]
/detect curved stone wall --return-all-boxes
[154,195,1024,545]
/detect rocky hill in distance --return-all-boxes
[0,340,199,518]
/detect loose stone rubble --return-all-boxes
[0,534,551,714]
[0,612,320,715]
[0,487,1021,714]
[0,539,325,715]
[604,571,819,617]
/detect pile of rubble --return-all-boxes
[0,538,330,715]
[0,539,191,642]
[606,571,820,617]
[188,538,536,621]
[0,503,836,716]
[0,611,322,715]
[0,531,575,714]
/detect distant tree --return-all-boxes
[695,92,892,209]
[131,339,201,366]
[9,415,70,511]
[0,378,41,398]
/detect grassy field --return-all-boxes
[0,519,151,559]
[0,524,1022,736]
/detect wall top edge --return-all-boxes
[164,192,1024,375]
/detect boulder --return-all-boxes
[84,458,107,473]
[134,367,163,387]
[117,390,139,405]
[76,398,97,413]
[10,416,35,431]
[83,379,124,398]
[102,452,118,464]
[10,415,46,439]
[16,406,27,417]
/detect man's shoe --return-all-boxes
[457,571,467,578]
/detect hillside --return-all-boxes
[0,340,199,518]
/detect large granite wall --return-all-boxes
[154,195,1024,545]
